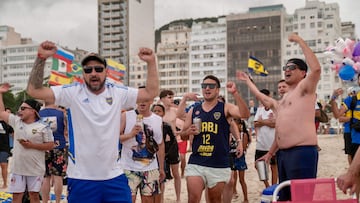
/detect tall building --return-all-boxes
[98,0,154,85]
[156,23,191,96]
[189,17,227,98]
[0,26,52,94]
[341,21,357,40]
[227,5,286,103]
[284,0,342,102]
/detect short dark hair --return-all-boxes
[151,104,165,112]
[260,89,270,96]
[286,58,308,72]
[277,79,285,84]
[159,90,174,99]
[203,75,220,88]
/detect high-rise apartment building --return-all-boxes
[189,17,227,98]
[0,26,52,94]
[156,23,190,96]
[98,0,154,85]
[284,0,342,101]
[227,5,286,103]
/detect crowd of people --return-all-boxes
[0,32,358,203]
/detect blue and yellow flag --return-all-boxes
[248,56,268,76]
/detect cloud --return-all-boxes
[0,0,358,53]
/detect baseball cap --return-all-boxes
[23,99,41,118]
[81,53,107,67]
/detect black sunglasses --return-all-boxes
[282,64,298,71]
[201,83,217,89]
[83,66,105,74]
[19,106,32,111]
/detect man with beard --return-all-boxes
[237,33,321,201]
[26,41,159,203]
[179,75,249,203]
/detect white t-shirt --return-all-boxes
[120,110,163,171]
[9,114,54,176]
[51,82,138,180]
[254,106,275,151]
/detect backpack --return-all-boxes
[317,102,328,123]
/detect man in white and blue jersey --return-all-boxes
[27,41,159,203]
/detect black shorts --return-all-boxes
[255,150,276,165]
[344,132,352,155]
[166,143,180,165]
[350,143,360,159]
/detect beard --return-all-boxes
[85,77,106,93]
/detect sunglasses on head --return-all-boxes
[282,64,298,71]
[201,83,217,89]
[83,66,105,74]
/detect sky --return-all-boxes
[0,0,358,53]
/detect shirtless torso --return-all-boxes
[275,84,317,149]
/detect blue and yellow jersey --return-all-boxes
[343,92,360,143]
[189,102,230,168]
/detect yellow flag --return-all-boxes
[248,56,268,76]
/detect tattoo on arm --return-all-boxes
[28,57,46,89]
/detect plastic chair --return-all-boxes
[272,178,357,202]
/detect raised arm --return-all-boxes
[226,81,250,119]
[176,92,199,120]
[0,83,11,123]
[237,72,277,111]
[289,33,321,93]
[27,41,57,103]
[329,88,347,118]
[137,48,159,103]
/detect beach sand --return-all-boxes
[0,134,353,202]
[159,134,353,203]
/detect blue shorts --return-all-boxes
[0,151,10,163]
[67,174,131,203]
[277,145,318,201]
[230,154,247,171]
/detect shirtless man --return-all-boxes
[237,33,321,201]
[159,90,181,203]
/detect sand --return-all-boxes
[0,134,353,202]
[159,134,353,203]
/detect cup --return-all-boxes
[256,160,268,181]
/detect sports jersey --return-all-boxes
[120,110,163,171]
[8,114,54,176]
[51,82,138,180]
[188,101,230,168]
[39,108,66,149]
[342,92,360,144]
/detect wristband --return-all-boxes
[37,53,47,60]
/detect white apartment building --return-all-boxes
[189,17,227,98]
[98,0,154,85]
[0,26,51,94]
[1,43,52,93]
[284,0,342,102]
[156,23,191,96]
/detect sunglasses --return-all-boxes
[282,64,298,71]
[19,106,32,111]
[201,83,217,89]
[83,66,105,74]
